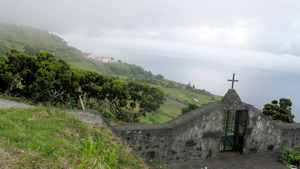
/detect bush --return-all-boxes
[279,144,300,167]
[182,102,199,114]
[0,49,166,123]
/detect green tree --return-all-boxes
[155,74,164,80]
[102,81,165,122]
[263,98,295,123]
[128,81,165,116]
[101,80,130,121]
[1,49,37,96]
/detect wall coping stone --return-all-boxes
[277,123,300,129]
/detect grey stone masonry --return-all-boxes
[278,123,300,148]
[112,89,300,162]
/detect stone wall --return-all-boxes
[169,107,223,160]
[112,89,300,162]
[279,123,300,148]
[242,106,282,153]
[114,102,224,161]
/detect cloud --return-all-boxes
[1,0,300,56]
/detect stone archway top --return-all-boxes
[221,89,242,105]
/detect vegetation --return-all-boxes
[0,50,165,122]
[102,81,165,122]
[0,107,152,168]
[263,98,295,123]
[140,101,181,123]
[182,102,199,114]
[279,144,300,168]
[68,60,100,73]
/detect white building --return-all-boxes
[82,52,96,59]
[98,57,114,62]
[82,52,114,62]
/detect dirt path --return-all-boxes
[95,61,111,76]
[167,99,185,108]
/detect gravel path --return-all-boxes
[64,109,111,129]
[0,98,36,109]
[93,60,111,77]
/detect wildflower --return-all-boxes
[32,161,35,163]
[22,158,26,160]
[21,150,24,153]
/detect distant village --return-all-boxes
[82,52,114,63]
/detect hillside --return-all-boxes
[0,107,154,169]
[0,23,82,61]
[0,23,221,124]
[0,23,100,72]
[98,61,221,123]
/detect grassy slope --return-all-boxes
[0,107,152,169]
[68,60,100,73]
[0,23,81,60]
[140,101,182,124]
[0,23,100,73]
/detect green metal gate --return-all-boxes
[220,110,239,152]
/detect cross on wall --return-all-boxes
[228,73,239,89]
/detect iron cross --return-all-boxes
[228,73,239,89]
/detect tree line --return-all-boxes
[0,49,165,122]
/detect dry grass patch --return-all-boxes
[61,128,80,138]
[34,110,48,116]
[0,147,18,169]
[27,110,48,121]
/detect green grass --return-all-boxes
[0,39,23,50]
[68,60,100,73]
[140,101,182,124]
[104,62,132,75]
[157,85,220,106]
[0,107,152,169]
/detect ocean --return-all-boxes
[113,47,300,122]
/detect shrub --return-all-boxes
[279,144,300,167]
[182,102,199,114]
